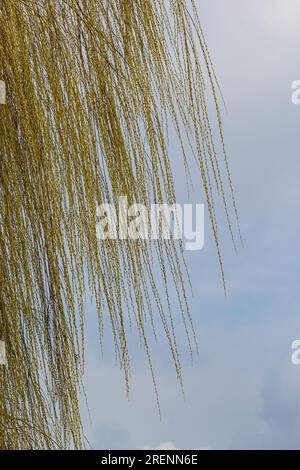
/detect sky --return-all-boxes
[81,0,300,450]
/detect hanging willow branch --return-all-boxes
[0,0,240,449]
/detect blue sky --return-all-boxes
[81,0,300,450]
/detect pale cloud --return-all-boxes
[143,443,212,450]
[143,442,178,450]
[260,0,300,37]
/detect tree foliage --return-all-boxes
[0,0,240,449]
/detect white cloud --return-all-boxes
[143,442,212,450]
[260,0,300,37]
[143,442,178,450]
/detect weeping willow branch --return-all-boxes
[0,0,240,449]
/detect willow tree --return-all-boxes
[0,0,240,449]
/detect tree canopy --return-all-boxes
[0,0,240,449]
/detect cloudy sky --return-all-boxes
[81,0,300,450]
